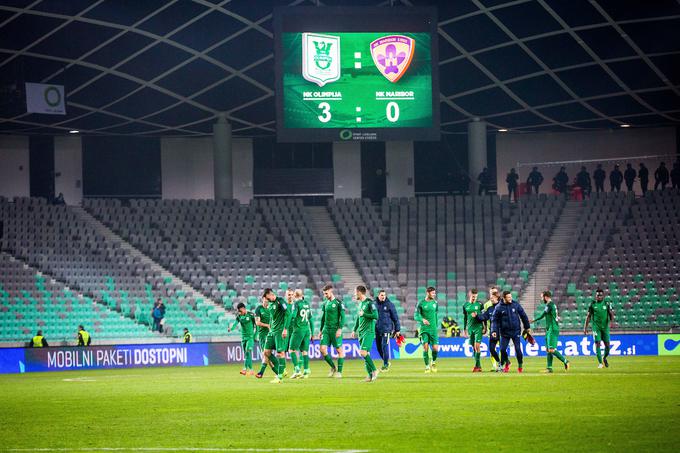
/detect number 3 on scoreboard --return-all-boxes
[317,102,331,123]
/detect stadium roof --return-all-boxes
[0,0,679,137]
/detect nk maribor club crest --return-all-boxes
[302,32,341,87]
[370,35,415,83]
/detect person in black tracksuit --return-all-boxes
[374,290,400,371]
[491,291,530,373]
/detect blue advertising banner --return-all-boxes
[0,334,660,374]
[399,334,658,359]
[0,339,375,374]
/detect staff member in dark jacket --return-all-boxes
[655,162,669,190]
[624,164,636,192]
[29,330,48,348]
[491,291,530,373]
[671,161,680,189]
[575,166,592,197]
[609,164,623,192]
[374,290,400,371]
[593,164,606,193]
[506,168,519,202]
[527,167,543,194]
[638,163,649,194]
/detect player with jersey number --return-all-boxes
[584,288,615,368]
[263,288,291,384]
[352,285,379,382]
[415,286,439,373]
[318,284,346,378]
[532,291,569,373]
[289,289,313,379]
[228,303,256,376]
[464,289,484,372]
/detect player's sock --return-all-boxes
[596,345,603,364]
[302,354,310,371]
[432,349,438,362]
[604,344,610,358]
[269,355,279,371]
[245,352,253,370]
[337,357,345,372]
[474,352,481,368]
[422,350,430,367]
[290,352,299,371]
[553,350,567,364]
[547,352,554,369]
[364,357,372,376]
[323,354,336,369]
[277,356,286,378]
[366,354,376,373]
[258,363,267,375]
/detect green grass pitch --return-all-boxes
[2,356,678,452]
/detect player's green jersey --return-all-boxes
[268,297,291,333]
[289,299,313,332]
[230,312,256,339]
[415,298,438,333]
[319,298,345,331]
[254,304,270,335]
[353,298,378,337]
[588,299,612,330]
[535,301,559,332]
[463,300,484,330]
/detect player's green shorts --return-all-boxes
[320,328,343,348]
[289,329,311,352]
[545,330,559,349]
[264,331,287,353]
[419,329,439,345]
[241,337,254,351]
[358,334,375,351]
[468,327,483,345]
[257,332,268,350]
[592,327,610,343]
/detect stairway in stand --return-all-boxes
[520,200,582,317]
[305,206,365,293]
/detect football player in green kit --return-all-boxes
[228,303,256,375]
[584,288,615,368]
[317,284,346,378]
[532,291,569,373]
[415,286,439,373]
[289,289,313,379]
[254,294,276,379]
[352,285,379,382]
[464,289,484,372]
[263,288,291,384]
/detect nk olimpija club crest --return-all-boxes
[302,32,341,87]
[370,35,415,83]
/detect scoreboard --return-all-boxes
[274,7,439,142]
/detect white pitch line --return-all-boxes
[9,449,370,453]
